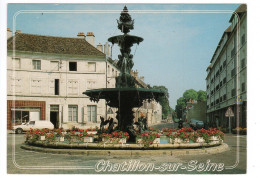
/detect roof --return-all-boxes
[229,4,247,22]
[224,25,232,33]
[7,33,105,57]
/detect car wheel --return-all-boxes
[16,128,23,134]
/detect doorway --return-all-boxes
[50,105,59,129]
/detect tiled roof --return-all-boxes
[7,33,105,57]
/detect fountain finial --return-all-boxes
[117,6,134,34]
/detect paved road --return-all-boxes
[7,123,246,174]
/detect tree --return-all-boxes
[197,90,207,101]
[183,89,198,101]
[152,85,170,120]
[175,97,186,118]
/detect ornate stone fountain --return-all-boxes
[83,6,165,141]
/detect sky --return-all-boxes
[7,4,240,108]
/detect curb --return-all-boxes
[21,143,229,156]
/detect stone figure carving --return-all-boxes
[107,118,117,134]
[99,116,109,133]
[134,113,148,133]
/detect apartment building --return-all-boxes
[206,4,247,129]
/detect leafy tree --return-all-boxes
[183,89,198,101]
[197,90,207,101]
[152,85,170,120]
[175,97,186,118]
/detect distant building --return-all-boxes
[205,4,247,129]
[186,100,207,123]
[131,70,163,125]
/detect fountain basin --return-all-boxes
[83,88,165,108]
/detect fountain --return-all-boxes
[83,6,166,142]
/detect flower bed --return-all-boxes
[25,127,224,149]
[232,127,247,135]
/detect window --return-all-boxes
[223,77,227,84]
[231,48,236,57]
[220,81,223,87]
[68,80,78,95]
[242,82,246,92]
[68,105,78,122]
[220,96,223,102]
[107,65,110,75]
[223,94,227,100]
[241,58,246,69]
[216,70,219,77]
[69,62,77,71]
[32,60,41,70]
[50,61,59,71]
[231,68,236,77]
[31,79,41,94]
[87,105,97,122]
[220,65,223,72]
[55,79,59,95]
[241,34,246,45]
[216,84,219,91]
[88,62,96,72]
[13,58,20,69]
[223,60,227,67]
[231,89,236,97]
[10,78,21,93]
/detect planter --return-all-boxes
[118,138,126,144]
[136,138,142,144]
[84,137,94,143]
[153,138,160,144]
[87,131,97,135]
[196,137,205,143]
[174,138,189,143]
[59,137,65,142]
[169,138,174,144]
[40,136,45,141]
[210,136,219,141]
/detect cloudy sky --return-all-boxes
[7,4,240,108]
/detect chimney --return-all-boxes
[15,30,21,34]
[133,70,138,78]
[140,76,144,82]
[7,28,12,39]
[97,43,103,52]
[104,42,111,57]
[77,32,85,39]
[86,32,95,46]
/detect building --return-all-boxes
[131,70,163,125]
[206,4,247,129]
[186,100,207,123]
[7,31,119,130]
[7,30,162,129]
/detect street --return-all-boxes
[7,123,246,174]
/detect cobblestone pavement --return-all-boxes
[7,123,246,174]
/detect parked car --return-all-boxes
[190,119,204,130]
[12,120,54,134]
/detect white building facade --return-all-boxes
[7,32,119,130]
[206,4,247,129]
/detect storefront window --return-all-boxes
[11,107,40,125]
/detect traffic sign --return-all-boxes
[225,107,234,117]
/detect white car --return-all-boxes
[12,120,54,134]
